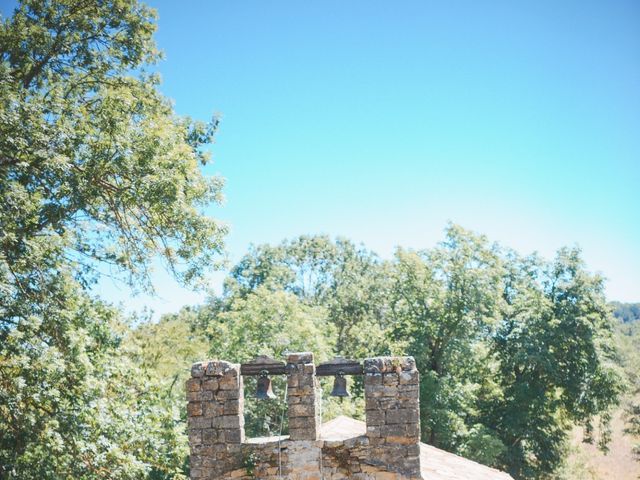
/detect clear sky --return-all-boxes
[41,1,640,316]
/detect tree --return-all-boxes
[0,0,225,288]
[387,225,505,458]
[207,286,333,437]
[383,227,622,478]
[489,248,622,478]
[616,313,640,466]
[0,0,225,477]
[626,402,640,462]
[207,286,333,364]
[207,227,622,479]
[226,235,394,358]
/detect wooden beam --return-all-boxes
[240,355,286,376]
[240,356,365,376]
[316,358,363,376]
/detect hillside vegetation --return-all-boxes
[561,305,640,480]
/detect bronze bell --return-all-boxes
[256,370,276,400]
[330,371,349,398]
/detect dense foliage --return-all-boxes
[155,228,622,479]
[616,314,640,465]
[0,0,224,478]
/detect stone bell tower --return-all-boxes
[186,353,422,479]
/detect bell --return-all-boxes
[330,371,349,398]
[256,370,276,400]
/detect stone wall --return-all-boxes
[186,354,422,479]
[286,352,320,442]
[363,357,421,478]
[186,360,245,478]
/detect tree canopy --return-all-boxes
[615,310,640,468]
[0,0,226,289]
[178,226,622,479]
[0,1,225,478]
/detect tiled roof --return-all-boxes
[320,416,514,480]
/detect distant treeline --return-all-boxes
[611,302,640,323]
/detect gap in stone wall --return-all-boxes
[242,375,289,439]
[318,375,365,425]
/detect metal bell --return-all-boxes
[256,370,276,400]
[330,371,349,398]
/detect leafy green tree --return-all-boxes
[626,402,640,463]
[211,227,622,478]
[0,0,225,477]
[207,286,333,363]
[616,314,640,465]
[0,281,192,479]
[226,235,393,358]
[387,225,505,459]
[207,286,333,437]
[0,0,225,288]
[129,307,210,399]
[489,248,622,479]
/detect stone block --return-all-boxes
[386,408,419,425]
[287,352,314,364]
[191,362,207,377]
[383,374,399,386]
[186,378,201,393]
[218,373,240,390]
[366,372,383,385]
[380,423,407,438]
[202,378,219,391]
[224,399,241,415]
[289,416,313,429]
[187,402,202,417]
[399,370,419,385]
[217,388,240,400]
[366,409,385,426]
[364,356,416,374]
[205,359,237,377]
[188,429,202,445]
[203,402,223,418]
[201,428,217,444]
[187,390,213,402]
[188,416,212,429]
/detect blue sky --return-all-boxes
[11,0,640,316]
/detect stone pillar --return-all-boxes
[186,360,244,479]
[286,351,320,441]
[364,356,421,478]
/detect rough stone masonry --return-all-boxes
[186,352,422,479]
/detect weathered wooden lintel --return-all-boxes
[240,356,364,376]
